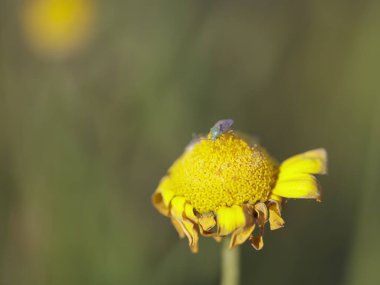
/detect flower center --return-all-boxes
[168,133,278,213]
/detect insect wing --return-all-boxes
[215,119,234,133]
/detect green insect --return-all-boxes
[209,119,234,140]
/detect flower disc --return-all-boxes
[167,133,278,213]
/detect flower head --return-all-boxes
[152,120,327,253]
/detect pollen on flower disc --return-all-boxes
[167,133,279,213]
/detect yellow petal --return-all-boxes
[157,176,175,207]
[229,205,255,248]
[151,192,169,216]
[184,203,198,224]
[151,176,176,216]
[280,148,327,175]
[269,194,282,202]
[198,213,216,232]
[278,172,317,182]
[217,205,246,236]
[272,175,320,200]
[170,197,199,253]
[170,197,186,218]
[268,201,285,230]
[182,219,199,253]
[171,218,185,238]
[272,149,326,200]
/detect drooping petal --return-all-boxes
[170,197,186,220]
[253,202,268,227]
[267,200,285,230]
[151,192,169,216]
[248,203,268,250]
[230,223,255,248]
[250,232,264,250]
[171,218,185,238]
[198,213,216,232]
[170,197,199,253]
[152,176,175,215]
[182,219,199,253]
[216,205,246,236]
[183,203,200,250]
[158,176,175,206]
[229,204,255,248]
[184,203,198,223]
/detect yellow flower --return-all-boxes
[152,120,327,253]
[22,0,95,57]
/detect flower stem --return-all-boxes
[221,238,240,285]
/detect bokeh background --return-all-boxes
[1,0,380,284]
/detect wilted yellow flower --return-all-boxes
[152,120,327,253]
[22,0,95,57]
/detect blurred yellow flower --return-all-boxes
[22,0,95,57]
[152,120,327,253]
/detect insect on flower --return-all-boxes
[152,120,327,253]
[209,119,234,140]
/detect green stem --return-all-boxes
[221,238,240,285]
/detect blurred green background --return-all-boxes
[1,0,380,284]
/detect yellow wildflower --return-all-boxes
[152,120,327,253]
[22,0,95,57]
